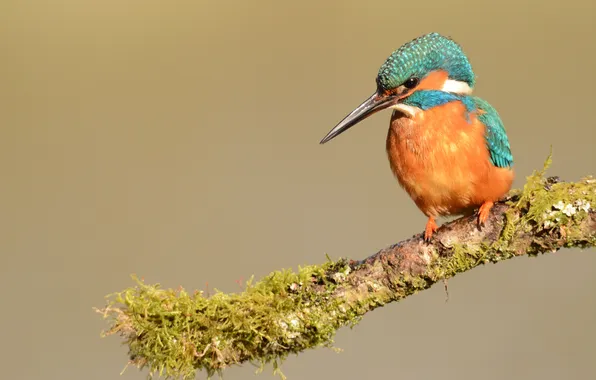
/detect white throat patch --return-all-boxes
[390,103,420,118]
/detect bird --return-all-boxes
[320,32,514,241]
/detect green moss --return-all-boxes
[513,152,595,234]
[97,258,383,380]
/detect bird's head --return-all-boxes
[320,32,475,144]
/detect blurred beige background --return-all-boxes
[1,0,595,379]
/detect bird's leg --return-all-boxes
[424,216,439,241]
[477,201,494,226]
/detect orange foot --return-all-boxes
[478,201,494,226]
[424,216,439,242]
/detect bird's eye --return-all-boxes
[403,77,420,89]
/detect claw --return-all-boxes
[478,201,494,226]
[424,216,439,241]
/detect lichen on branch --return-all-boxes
[95,159,596,380]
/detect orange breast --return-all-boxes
[386,101,514,217]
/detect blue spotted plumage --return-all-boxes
[377,33,475,92]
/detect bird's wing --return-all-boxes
[471,97,514,168]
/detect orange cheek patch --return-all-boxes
[396,70,449,100]
[417,70,448,91]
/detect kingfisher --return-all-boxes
[320,32,514,241]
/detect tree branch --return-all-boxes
[95,162,596,380]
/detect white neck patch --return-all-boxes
[441,79,472,95]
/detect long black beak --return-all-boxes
[319,92,397,144]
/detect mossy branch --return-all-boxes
[95,160,596,380]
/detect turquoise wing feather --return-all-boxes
[471,97,513,168]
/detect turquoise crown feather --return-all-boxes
[376,32,475,92]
